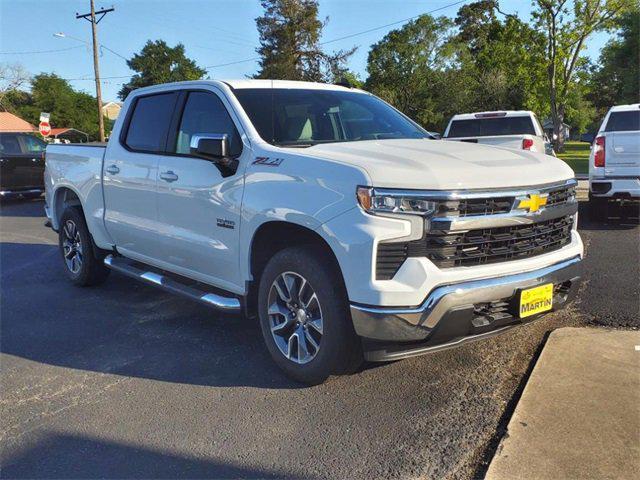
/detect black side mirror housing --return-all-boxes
[189,133,238,176]
[190,134,228,159]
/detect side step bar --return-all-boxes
[103,254,241,312]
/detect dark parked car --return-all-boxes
[0,133,46,199]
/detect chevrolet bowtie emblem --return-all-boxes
[517,193,548,213]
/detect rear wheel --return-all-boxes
[58,207,110,286]
[257,246,363,384]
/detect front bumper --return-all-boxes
[351,256,582,361]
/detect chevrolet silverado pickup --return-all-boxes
[443,110,554,156]
[45,80,583,384]
[588,103,640,220]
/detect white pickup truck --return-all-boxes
[589,103,640,220]
[443,110,554,155]
[45,80,583,384]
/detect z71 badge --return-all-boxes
[252,156,284,167]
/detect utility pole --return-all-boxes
[76,2,114,142]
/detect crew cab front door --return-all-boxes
[155,90,245,292]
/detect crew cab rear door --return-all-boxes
[603,110,640,176]
[103,91,178,261]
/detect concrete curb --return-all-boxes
[486,327,640,480]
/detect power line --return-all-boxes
[0,46,85,55]
[319,0,469,45]
[201,0,469,70]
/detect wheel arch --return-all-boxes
[52,185,83,230]
[245,220,346,318]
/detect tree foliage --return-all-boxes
[588,6,639,117]
[6,74,108,140]
[365,15,457,130]
[254,0,355,82]
[532,0,633,149]
[118,40,206,100]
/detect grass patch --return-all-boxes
[557,141,590,174]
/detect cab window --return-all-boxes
[20,135,47,153]
[175,91,241,156]
[124,92,178,152]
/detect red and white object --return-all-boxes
[39,121,51,137]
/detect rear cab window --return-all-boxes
[605,111,640,132]
[124,92,178,152]
[446,116,536,138]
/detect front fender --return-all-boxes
[239,152,369,283]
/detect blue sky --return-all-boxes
[1,0,609,102]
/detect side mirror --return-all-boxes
[430,132,442,140]
[190,133,228,159]
[189,133,238,176]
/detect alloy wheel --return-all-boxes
[62,220,83,274]
[267,271,323,364]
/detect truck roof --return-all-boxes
[609,103,640,112]
[223,79,355,91]
[449,110,534,121]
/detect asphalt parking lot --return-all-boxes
[1,198,638,479]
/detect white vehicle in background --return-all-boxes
[589,104,640,220]
[443,111,554,155]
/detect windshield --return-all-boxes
[232,88,429,147]
[446,116,536,138]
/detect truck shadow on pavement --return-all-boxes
[0,199,308,389]
[577,201,639,231]
[1,433,292,479]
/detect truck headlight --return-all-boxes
[357,187,437,217]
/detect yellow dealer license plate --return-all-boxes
[519,283,554,318]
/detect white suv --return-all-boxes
[589,104,640,219]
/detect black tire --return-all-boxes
[257,246,363,384]
[588,194,608,222]
[58,207,110,286]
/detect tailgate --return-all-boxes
[445,135,524,150]
[609,131,640,166]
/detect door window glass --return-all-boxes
[20,135,47,153]
[0,134,21,154]
[125,92,178,152]
[175,91,241,156]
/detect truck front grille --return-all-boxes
[376,214,574,279]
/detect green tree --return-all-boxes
[12,74,108,140]
[532,0,633,150]
[454,2,548,115]
[365,15,457,130]
[254,0,355,82]
[588,6,639,118]
[118,40,206,100]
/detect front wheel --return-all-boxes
[58,207,110,286]
[257,246,363,384]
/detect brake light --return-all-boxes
[522,138,534,150]
[594,136,605,167]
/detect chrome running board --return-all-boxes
[103,254,241,312]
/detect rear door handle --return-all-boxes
[105,164,120,175]
[160,170,179,182]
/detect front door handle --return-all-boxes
[105,164,120,175]
[160,170,179,182]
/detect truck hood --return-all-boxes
[305,139,574,190]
